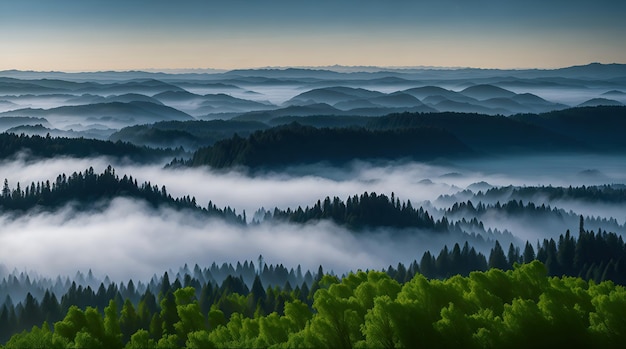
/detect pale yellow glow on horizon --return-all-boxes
[1,29,623,72]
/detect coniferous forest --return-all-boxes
[2,64,626,348]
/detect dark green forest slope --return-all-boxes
[0,133,179,162]
[183,123,473,169]
[109,120,268,150]
[367,111,587,153]
[161,106,626,169]
[511,106,626,151]
[0,166,244,223]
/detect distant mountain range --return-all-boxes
[0,101,193,129]
[0,63,624,141]
[2,63,625,83]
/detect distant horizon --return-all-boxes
[2,61,625,75]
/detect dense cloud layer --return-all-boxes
[3,155,626,212]
[0,197,468,281]
[1,155,626,281]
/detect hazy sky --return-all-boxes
[1,0,625,71]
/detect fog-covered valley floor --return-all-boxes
[2,154,626,282]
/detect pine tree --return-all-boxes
[488,241,509,270]
[522,241,536,263]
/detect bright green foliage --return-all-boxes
[588,282,626,346]
[120,299,140,343]
[207,306,227,330]
[3,322,65,349]
[185,330,215,349]
[104,300,123,349]
[155,334,179,348]
[148,313,163,339]
[173,287,205,342]
[256,312,291,346]
[216,293,249,319]
[362,295,396,349]
[283,300,312,331]
[72,330,103,349]
[124,329,156,349]
[82,307,105,343]
[208,313,259,348]
[302,274,363,348]
[5,262,626,348]
[53,306,86,341]
[159,292,179,336]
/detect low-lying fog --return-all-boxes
[3,155,626,213]
[0,197,474,281]
[1,154,626,281]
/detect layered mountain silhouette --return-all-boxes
[0,101,193,129]
[0,116,51,132]
[280,85,566,116]
[152,90,274,116]
[0,63,625,138]
[577,98,623,107]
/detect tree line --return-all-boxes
[0,173,502,239]
[0,132,180,162]
[181,123,473,169]
[268,192,439,230]
[3,261,626,348]
[0,166,244,223]
[469,184,626,204]
[444,199,625,234]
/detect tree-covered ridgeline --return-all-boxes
[0,166,244,223]
[3,261,626,348]
[443,199,626,234]
[0,172,502,239]
[451,184,626,204]
[2,166,624,276]
[179,123,473,169]
[367,106,626,153]
[511,106,626,151]
[1,166,625,287]
[3,166,623,238]
[0,132,181,162]
[258,192,513,242]
[267,192,440,231]
[109,119,269,150]
[112,106,626,156]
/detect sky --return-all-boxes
[1,0,625,71]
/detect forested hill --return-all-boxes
[182,123,473,169]
[267,192,441,231]
[0,133,180,162]
[0,166,244,223]
[366,110,587,154]
[459,184,626,204]
[104,106,625,155]
[511,106,626,151]
[367,106,626,153]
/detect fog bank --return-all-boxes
[0,197,476,281]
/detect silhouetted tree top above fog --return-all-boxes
[0,132,180,162]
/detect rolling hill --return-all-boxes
[0,101,194,129]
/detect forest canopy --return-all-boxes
[2,262,626,348]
